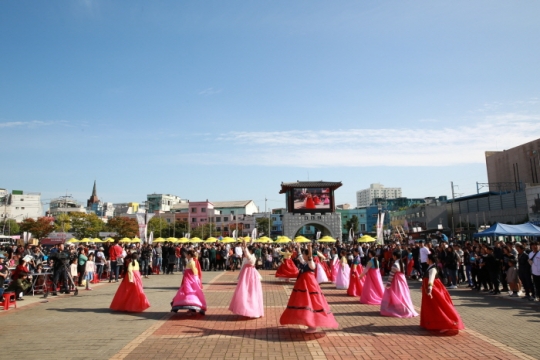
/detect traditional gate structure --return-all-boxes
[279,181,343,240]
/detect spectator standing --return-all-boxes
[209,244,217,271]
[516,243,534,300]
[529,241,540,301]
[0,254,8,297]
[109,240,124,282]
[140,244,152,278]
[95,247,106,281]
[419,241,430,277]
[201,245,210,271]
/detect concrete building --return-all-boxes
[213,200,259,216]
[1,189,43,221]
[485,137,540,190]
[48,196,86,217]
[146,193,185,212]
[391,203,448,233]
[356,183,402,208]
[337,208,368,236]
[113,202,143,217]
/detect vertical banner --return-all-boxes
[232,230,237,239]
[136,213,154,242]
[316,231,321,240]
[148,231,154,245]
[251,228,257,243]
[376,212,385,244]
[348,227,353,243]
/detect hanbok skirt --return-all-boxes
[171,269,207,312]
[380,272,418,318]
[110,271,150,313]
[420,278,464,331]
[330,260,339,283]
[347,265,365,297]
[407,259,414,277]
[275,258,299,279]
[229,265,264,318]
[360,268,385,305]
[335,264,350,290]
[280,271,339,329]
[316,263,330,284]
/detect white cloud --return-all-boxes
[212,113,540,168]
[0,120,68,128]
[198,87,222,96]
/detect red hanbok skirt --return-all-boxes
[280,271,339,329]
[276,258,299,279]
[110,270,150,313]
[420,278,464,331]
[347,264,365,297]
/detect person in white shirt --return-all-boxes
[529,241,540,301]
[419,240,431,277]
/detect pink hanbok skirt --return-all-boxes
[380,272,418,318]
[229,265,264,318]
[360,268,385,305]
[171,269,207,312]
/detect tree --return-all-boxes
[54,213,72,233]
[345,215,359,235]
[1,219,20,235]
[148,217,169,237]
[107,216,139,238]
[256,217,273,237]
[69,212,104,238]
[19,217,55,239]
[190,223,220,239]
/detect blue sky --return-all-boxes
[2,1,540,211]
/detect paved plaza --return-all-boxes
[1,270,539,360]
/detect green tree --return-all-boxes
[148,216,169,237]
[256,216,273,237]
[107,216,139,238]
[69,212,104,238]
[1,219,20,235]
[190,223,220,239]
[54,213,72,233]
[345,215,359,235]
[19,217,55,239]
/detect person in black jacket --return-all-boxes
[444,246,458,289]
[516,243,534,300]
[484,246,501,295]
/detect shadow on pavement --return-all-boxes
[45,307,167,320]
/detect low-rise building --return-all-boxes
[1,189,43,221]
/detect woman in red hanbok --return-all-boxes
[171,250,207,315]
[110,254,150,313]
[347,249,365,297]
[380,250,418,318]
[275,246,299,281]
[420,254,464,332]
[280,243,339,333]
[304,194,316,209]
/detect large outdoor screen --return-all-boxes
[291,188,332,212]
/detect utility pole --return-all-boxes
[450,181,456,238]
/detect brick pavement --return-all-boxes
[0,269,538,360]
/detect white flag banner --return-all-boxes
[136,213,154,242]
[348,228,353,243]
[377,212,385,244]
[232,230,237,239]
[148,231,154,245]
[251,228,257,242]
[316,231,321,240]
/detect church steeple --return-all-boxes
[87,180,100,208]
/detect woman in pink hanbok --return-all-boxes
[229,243,264,318]
[380,250,418,318]
[330,249,339,283]
[171,250,207,315]
[335,250,350,290]
[358,250,385,305]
